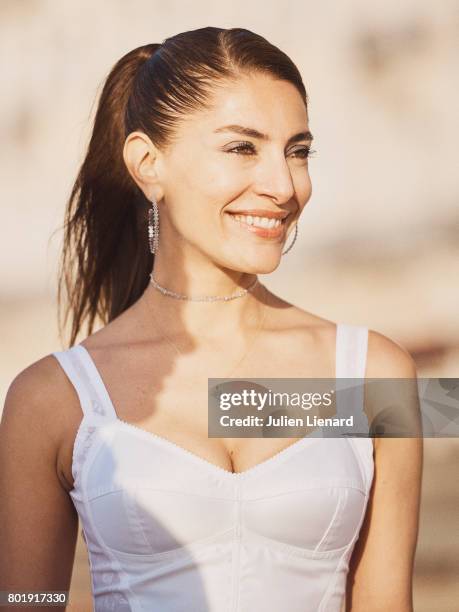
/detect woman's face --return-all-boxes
[156,72,313,274]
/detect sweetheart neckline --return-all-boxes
[112,416,323,480]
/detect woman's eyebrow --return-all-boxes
[213,124,314,145]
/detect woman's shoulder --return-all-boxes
[1,352,81,447]
[274,295,416,377]
[366,327,417,379]
[4,353,69,411]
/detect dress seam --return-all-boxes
[317,542,352,612]
[231,481,242,612]
[346,437,372,494]
[314,489,346,552]
[244,480,366,502]
[318,488,371,610]
[78,425,141,611]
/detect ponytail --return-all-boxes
[57,44,160,347]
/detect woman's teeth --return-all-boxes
[232,214,282,229]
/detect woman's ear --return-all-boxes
[122,131,164,201]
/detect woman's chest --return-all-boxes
[71,423,371,561]
[60,357,336,489]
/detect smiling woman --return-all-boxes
[0,26,422,612]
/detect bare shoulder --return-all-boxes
[366,328,418,378]
[365,329,421,463]
[272,293,418,377]
[1,353,80,450]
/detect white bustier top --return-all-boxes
[52,323,374,611]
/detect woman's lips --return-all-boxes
[225,212,288,239]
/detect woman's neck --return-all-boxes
[136,278,268,345]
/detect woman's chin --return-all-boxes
[227,250,283,276]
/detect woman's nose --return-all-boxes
[254,156,296,204]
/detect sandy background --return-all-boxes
[1,1,458,610]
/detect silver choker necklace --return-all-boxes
[149,273,259,302]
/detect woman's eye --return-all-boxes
[227,143,256,155]
[226,143,316,159]
[291,147,316,159]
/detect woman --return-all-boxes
[0,27,422,611]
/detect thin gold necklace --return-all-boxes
[147,283,269,379]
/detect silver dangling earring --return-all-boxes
[281,222,298,255]
[148,196,160,254]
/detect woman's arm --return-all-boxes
[345,331,423,612]
[0,357,78,611]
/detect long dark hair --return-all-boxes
[57,26,308,347]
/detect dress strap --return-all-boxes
[334,324,370,434]
[52,345,117,420]
[335,323,369,379]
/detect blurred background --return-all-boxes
[1,1,458,610]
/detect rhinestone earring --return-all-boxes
[147,196,160,254]
[281,222,298,255]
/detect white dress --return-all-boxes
[52,323,374,611]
